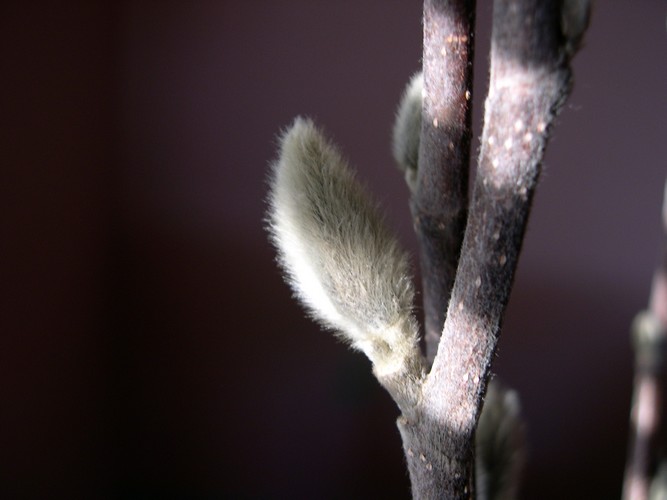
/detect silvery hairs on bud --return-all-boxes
[392,72,423,193]
[267,117,421,377]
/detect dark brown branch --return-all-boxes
[400,1,586,497]
[415,0,476,364]
[623,183,667,500]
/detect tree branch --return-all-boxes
[268,1,589,498]
[400,1,588,497]
[416,0,476,364]
[623,182,667,500]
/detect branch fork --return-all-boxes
[266,1,589,498]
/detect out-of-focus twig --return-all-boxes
[623,181,667,500]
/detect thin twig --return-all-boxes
[623,182,667,500]
[415,0,475,364]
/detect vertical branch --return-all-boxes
[623,182,667,500]
[426,0,575,432]
[416,0,476,364]
[271,2,589,498]
[400,1,588,498]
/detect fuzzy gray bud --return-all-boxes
[267,117,421,377]
[476,379,526,500]
[561,0,591,57]
[392,72,423,192]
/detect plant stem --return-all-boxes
[402,1,582,497]
[415,0,475,364]
[622,183,667,500]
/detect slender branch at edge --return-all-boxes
[415,0,476,365]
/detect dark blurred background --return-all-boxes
[3,1,667,498]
